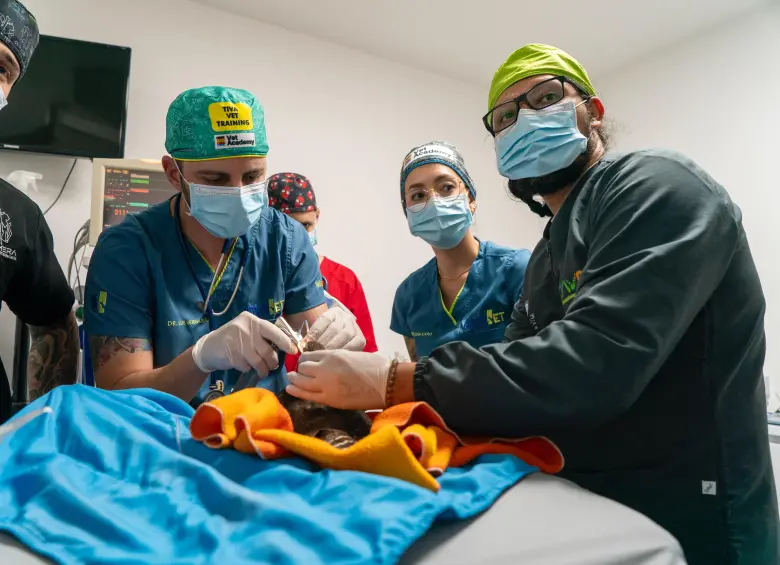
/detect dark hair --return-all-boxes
[591,104,612,151]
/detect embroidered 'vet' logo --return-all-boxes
[268,298,285,316]
[560,270,582,305]
[97,291,107,314]
[486,309,505,325]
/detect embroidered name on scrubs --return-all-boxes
[167,317,208,328]
[560,269,582,305]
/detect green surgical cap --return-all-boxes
[488,44,596,112]
[165,86,269,161]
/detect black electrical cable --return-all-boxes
[72,224,88,301]
[43,158,77,216]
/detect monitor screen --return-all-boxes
[0,35,131,158]
[102,167,175,231]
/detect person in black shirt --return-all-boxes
[286,44,779,564]
[0,0,78,404]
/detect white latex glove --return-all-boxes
[191,311,297,375]
[307,307,366,351]
[286,350,389,410]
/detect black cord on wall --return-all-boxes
[43,158,78,216]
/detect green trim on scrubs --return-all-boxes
[440,283,466,326]
[189,237,237,292]
[391,240,530,358]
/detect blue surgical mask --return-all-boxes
[187,181,267,239]
[407,194,472,250]
[308,227,318,247]
[0,89,7,112]
[495,101,587,180]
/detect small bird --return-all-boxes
[276,339,371,449]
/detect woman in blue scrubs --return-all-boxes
[391,141,531,360]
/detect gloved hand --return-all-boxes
[307,307,366,351]
[286,350,389,410]
[192,311,297,375]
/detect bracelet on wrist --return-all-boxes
[385,357,400,407]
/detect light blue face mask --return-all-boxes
[495,100,587,180]
[407,194,473,250]
[0,89,8,112]
[187,180,267,239]
[308,227,318,247]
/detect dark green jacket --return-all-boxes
[414,149,779,565]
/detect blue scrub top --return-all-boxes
[84,198,326,400]
[390,240,530,358]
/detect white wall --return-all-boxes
[0,0,542,374]
[595,2,780,387]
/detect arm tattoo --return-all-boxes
[403,336,418,362]
[88,335,152,375]
[28,312,80,401]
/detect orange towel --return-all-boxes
[190,389,564,492]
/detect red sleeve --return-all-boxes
[322,259,379,353]
[348,276,379,353]
[285,351,300,373]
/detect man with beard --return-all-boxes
[285,44,778,564]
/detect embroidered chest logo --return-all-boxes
[268,298,285,316]
[560,270,582,305]
[92,290,108,315]
[0,209,16,261]
[486,309,505,325]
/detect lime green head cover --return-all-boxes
[165,86,269,161]
[488,44,596,113]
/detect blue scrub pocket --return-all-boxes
[463,326,506,349]
[461,309,509,334]
[458,311,508,349]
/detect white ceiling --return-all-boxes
[193,0,768,85]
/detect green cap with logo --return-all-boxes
[165,86,269,161]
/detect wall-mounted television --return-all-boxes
[0,35,131,159]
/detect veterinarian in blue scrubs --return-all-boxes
[390,141,530,360]
[84,86,365,405]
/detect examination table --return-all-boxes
[0,473,686,565]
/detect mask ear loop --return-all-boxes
[173,160,193,217]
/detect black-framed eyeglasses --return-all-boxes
[482,76,588,137]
